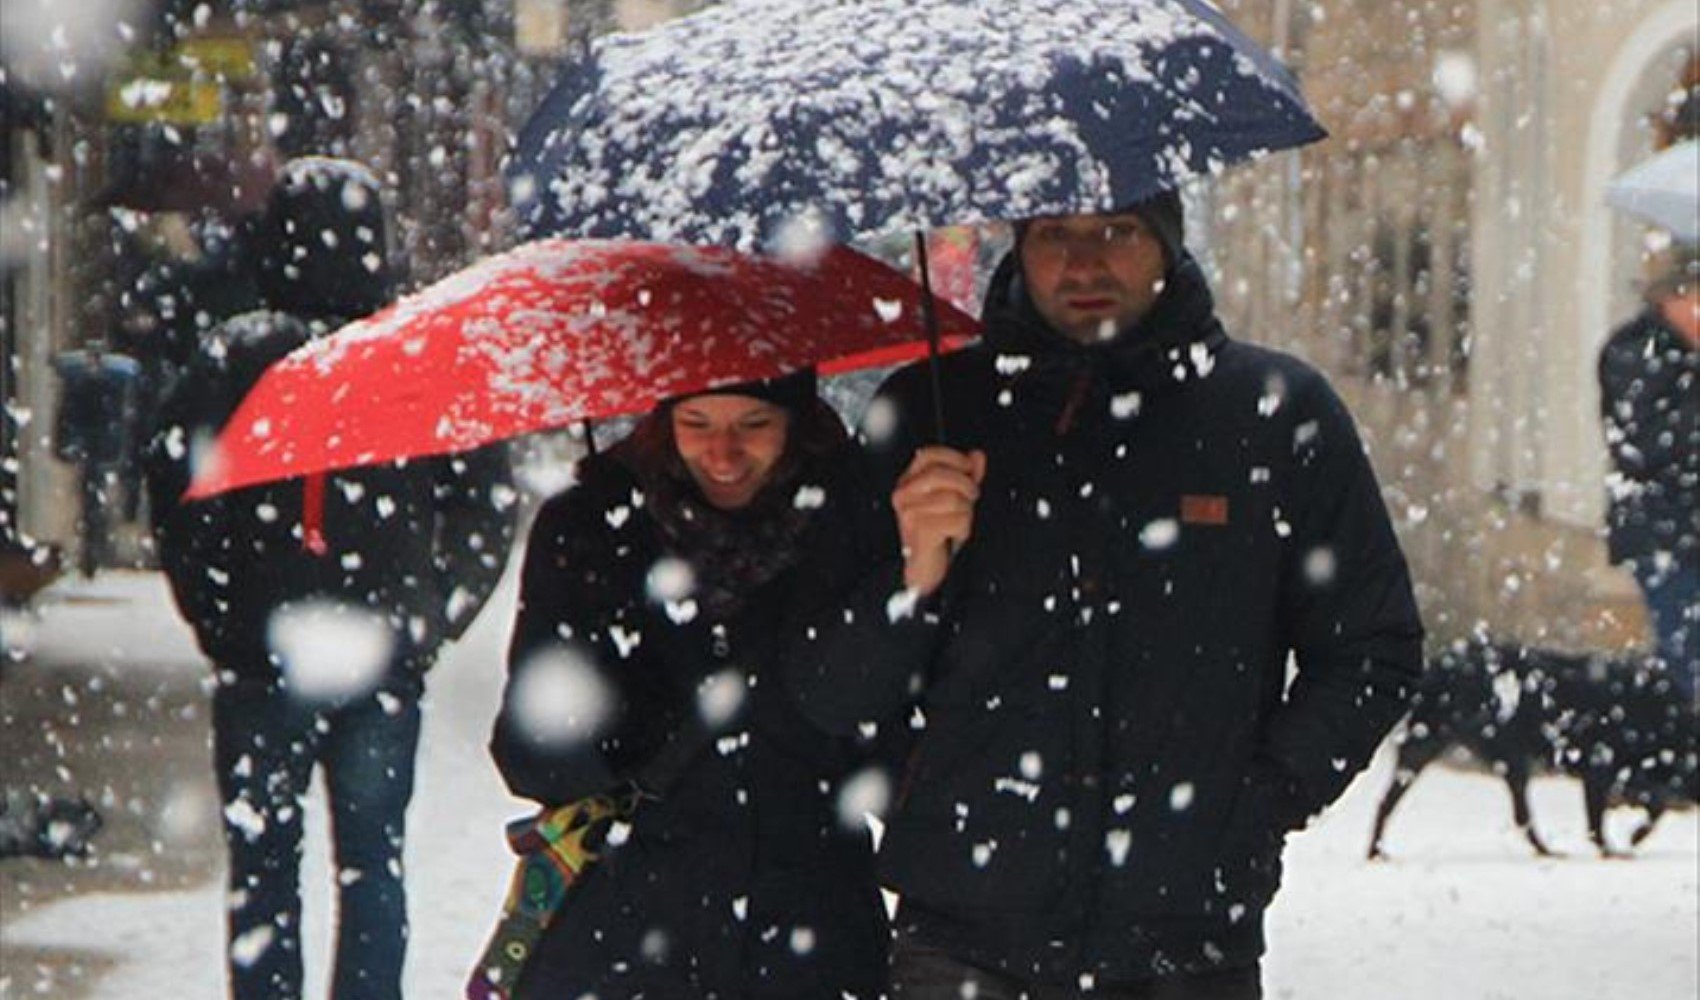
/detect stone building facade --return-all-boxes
[1211,0,1695,649]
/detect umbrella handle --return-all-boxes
[913,232,960,566]
[913,231,949,446]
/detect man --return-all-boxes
[788,192,1424,998]
[146,158,516,1000]
[1598,248,1699,707]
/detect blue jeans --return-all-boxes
[1632,557,1699,706]
[213,672,423,1000]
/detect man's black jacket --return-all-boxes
[786,252,1424,984]
[145,159,515,679]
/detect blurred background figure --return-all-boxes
[50,343,141,578]
[1598,246,1700,707]
[145,157,516,1000]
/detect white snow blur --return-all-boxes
[157,780,218,848]
[769,209,834,266]
[835,766,893,832]
[266,601,394,703]
[860,396,900,446]
[0,0,145,91]
[696,669,747,729]
[1140,518,1180,551]
[1432,51,1478,108]
[506,644,615,748]
[646,556,697,604]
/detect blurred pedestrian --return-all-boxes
[1599,247,1700,706]
[51,344,141,576]
[788,195,1425,999]
[119,210,264,472]
[486,373,888,999]
[145,157,516,1000]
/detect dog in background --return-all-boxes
[1367,640,1697,859]
[0,789,102,860]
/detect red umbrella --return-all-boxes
[186,239,978,499]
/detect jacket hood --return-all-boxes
[252,157,395,324]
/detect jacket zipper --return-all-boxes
[1054,368,1094,436]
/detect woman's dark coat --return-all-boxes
[490,426,888,999]
[1598,306,1700,566]
[786,253,1424,985]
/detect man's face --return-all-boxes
[1018,213,1169,344]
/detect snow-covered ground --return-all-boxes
[3,572,1696,999]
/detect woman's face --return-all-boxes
[671,394,791,510]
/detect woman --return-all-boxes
[489,370,889,999]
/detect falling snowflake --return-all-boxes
[836,766,893,830]
[789,926,817,956]
[647,557,697,604]
[697,669,747,728]
[1105,828,1132,866]
[229,925,275,969]
[266,601,394,703]
[861,397,899,445]
[1302,547,1337,586]
[507,645,614,748]
[1140,518,1180,551]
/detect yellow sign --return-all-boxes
[175,37,257,81]
[105,76,222,125]
[104,36,254,124]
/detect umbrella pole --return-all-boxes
[912,231,949,445]
[581,420,598,457]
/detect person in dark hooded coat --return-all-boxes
[145,157,516,1000]
[1598,248,1700,707]
[489,373,889,999]
[785,194,1425,999]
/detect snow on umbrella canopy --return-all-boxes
[1607,139,1699,244]
[509,0,1327,250]
[184,239,979,499]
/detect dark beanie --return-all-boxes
[1014,189,1187,272]
[1127,189,1186,272]
[254,156,394,322]
[679,367,818,414]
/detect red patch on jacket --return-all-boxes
[1180,494,1229,526]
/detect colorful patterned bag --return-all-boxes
[464,790,639,999]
